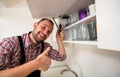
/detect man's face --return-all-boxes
[32,20,53,43]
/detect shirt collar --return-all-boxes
[25,32,41,48]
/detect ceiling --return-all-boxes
[0,0,24,7]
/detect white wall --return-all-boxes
[65,43,120,77]
[1,0,120,77]
[0,0,34,41]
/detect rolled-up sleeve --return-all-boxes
[48,49,66,61]
[44,42,66,61]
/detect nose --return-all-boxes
[43,30,48,36]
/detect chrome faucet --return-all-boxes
[60,68,78,77]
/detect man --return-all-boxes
[0,18,66,77]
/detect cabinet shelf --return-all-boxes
[64,14,96,30]
[63,14,97,45]
[63,40,97,45]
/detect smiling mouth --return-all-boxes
[39,32,45,39]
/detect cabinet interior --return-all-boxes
[26,0,94,18]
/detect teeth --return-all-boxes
[40,32,44,38]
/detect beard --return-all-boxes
[32,31,43,43]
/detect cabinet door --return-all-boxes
[96,0,120,51]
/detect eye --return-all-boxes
[47,31,50,34]
[41,26,45,30]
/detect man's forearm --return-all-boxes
[0,60,38,77]
[57,41,66,55]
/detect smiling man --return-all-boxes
[0,18,66,77]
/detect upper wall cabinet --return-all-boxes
[96,0,120,51]
[26,0,94,18]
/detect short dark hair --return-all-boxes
[37,18,54,26]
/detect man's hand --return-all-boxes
[35,47,51,71]
[56,30,65,43]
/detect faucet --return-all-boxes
[60,69,78,77]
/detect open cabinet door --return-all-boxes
[26,0,77,18]
[96,0,120,51]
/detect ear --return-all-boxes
[34,22,38,28]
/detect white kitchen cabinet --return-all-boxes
[26,0,120,51]
[63,14,97,45]
[96,0,120,51]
